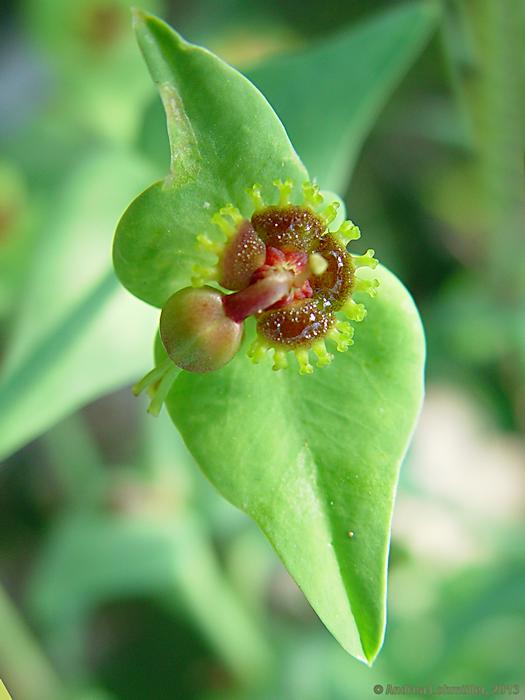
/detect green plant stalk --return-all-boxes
[462,0,525,298]
[439,0,477,147]
[457,0,525,421]
[0,585,66,700]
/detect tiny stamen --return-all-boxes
[211,212,234,237]
[295,349,314,375]
[247,183,265,210]
[220,204,243,223]
[328,320,354,352]
[273,178,294,206]
[212,205,243,238]
[341,299,367,322]
[272,349,288,371]
[312,340,334,368]
[302,181,324,207]
[335,220,361,247]
[196,233,223,255]
[323,201,340,226]
[352,249,378,269]
[354,277,380,297]
[191,263,218,287]
[248,338,269,364]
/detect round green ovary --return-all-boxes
[160,286,243,373]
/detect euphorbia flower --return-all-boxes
[130,174,379,410]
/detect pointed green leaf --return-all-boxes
[163,266,425,663]
[137,3,439,193]
[248,2,440,191]
[111,12,426,664]
[113,12,307,308]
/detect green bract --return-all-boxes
[113,10,426,664]
[114,10,307,308]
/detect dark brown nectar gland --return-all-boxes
[251,205,326,252]
[310,235,354,311]
[218,220,265,291]
[257,299,335,349]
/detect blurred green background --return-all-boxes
[1,0,524,698]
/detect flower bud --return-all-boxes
[160,286,243,373]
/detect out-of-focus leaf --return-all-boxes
[164,265,425,663]
[247,2,440,191]
[43,415,108,510]
[0,152,158,461]
[0,162,36,320]
[21,0,163,143]
[28,515,271,681]
[137,4,439,192]
[113,11,307,308]
[28,410,272,682]
[0,585,66,700]
[426,273,525,366]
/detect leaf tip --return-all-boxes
[360,614,387,667]
[363,640,383,667]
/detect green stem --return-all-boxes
[0,585,66,700]
[133,357,180,416]
[147,364,180,416]
[461,0,525,297]
[440,0,477,146]
[451,0,525,425]
[132,357,173,396]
